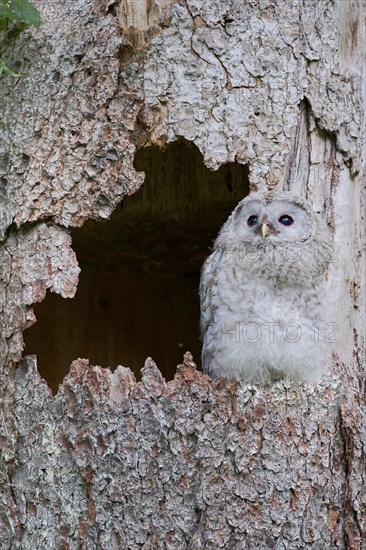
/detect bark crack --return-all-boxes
[339,402,362,549]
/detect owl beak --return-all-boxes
[261,221,271,238]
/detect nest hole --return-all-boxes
[24,139,250,393]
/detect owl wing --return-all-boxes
[200,251,223,375]
[199,252,218,337]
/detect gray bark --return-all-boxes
[0,0,365,548]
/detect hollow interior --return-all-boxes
[23,140,250,393]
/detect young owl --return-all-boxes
[200,190,332,384]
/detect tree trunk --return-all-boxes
[0,0,365,548]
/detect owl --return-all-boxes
[200,190,332,384]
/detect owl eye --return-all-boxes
[247,215,258,227]
[279,215,294,226]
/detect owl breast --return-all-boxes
[200,191,332,384]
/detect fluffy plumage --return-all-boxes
[200,190,332,384]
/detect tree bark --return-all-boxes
[0,0,365,548]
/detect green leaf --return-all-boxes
[0,0,41,78]
[0,4,24,24]
[0,16,8,31]
[0,58,22,76]
[3,21,27,45]
[9,0,41,27]
[0,5,18,19]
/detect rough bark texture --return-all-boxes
[0,0,365,548]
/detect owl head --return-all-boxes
[219,190,329,245]
[214,190,332,279]
[232,191,317,244]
